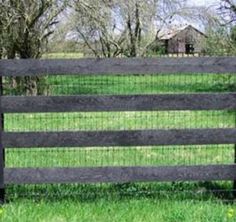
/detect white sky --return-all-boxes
[183,0,220,31]
[188,0,220,6]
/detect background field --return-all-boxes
[1,72,236,222]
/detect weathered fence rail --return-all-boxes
[3,129,236,148]
[5,165,236,184]
[0,57,236,202]
[1,57,236,75]
[2,93,236,112]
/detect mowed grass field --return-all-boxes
[1,72,236,221]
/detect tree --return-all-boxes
[205,26,236,55]
[219,0,236,26]
[0,0,68,59]
[0,0,67,95]
[71,0,120,58]
[219,0,236,50]
[70,0,186,58]
[231,25,236,43]
[203,0,236,56]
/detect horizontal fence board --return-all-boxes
[5,165,236,184]
[1,57,236,76]
[2,93,236,113]
[3,129,236,148]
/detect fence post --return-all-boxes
[0,76,5,204]
[234,112,236,198]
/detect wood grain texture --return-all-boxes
[3,128,236,148]
[4,165,236,184]
[2,93,236,113]
[1,57,236,76]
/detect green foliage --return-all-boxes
[204,27,236,93]
[205,27,236,56]
[145,40,166,56]
[211,75,236,92]
[230,26,236,44]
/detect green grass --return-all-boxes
[1,181,236,222]
[42,52,84,59]
[2,73,236,221]
[45,73,236,95]
[1,182,236,222]
[1,198,236,222]
[5,111,235,132]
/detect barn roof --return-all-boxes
[158,25,206,40]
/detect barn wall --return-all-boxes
[167,26,206,54]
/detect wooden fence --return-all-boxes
[0,57,236,202]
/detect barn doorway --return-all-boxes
[185,44,194,54]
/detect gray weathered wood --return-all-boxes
[0,77,4,191]
[3,128,236,148]
[2,93,236,113]
[0,57,236,76]
[4,165,236,184]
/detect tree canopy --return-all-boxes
[0,0,67,59]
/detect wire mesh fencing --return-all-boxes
[2,57,236,201]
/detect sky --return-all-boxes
[185,0,220,30]
[189,0,219,6]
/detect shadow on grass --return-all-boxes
[5,181,235,203]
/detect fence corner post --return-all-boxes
[233,145,236,199]
[0,76,5,204]
[233,107,236,199]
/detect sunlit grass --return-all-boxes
[42,52,84,59]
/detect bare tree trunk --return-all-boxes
[127,13,136,57]
[127,2,141,57]
[24,77,38,96]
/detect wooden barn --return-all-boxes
[157,25,207,54]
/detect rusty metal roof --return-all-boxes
[158,25,206,40]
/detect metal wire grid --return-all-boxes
[2,71,236,199]
[3,73,236,167]
[4,110,235,132]
[3,73,236,96]
[4,145,234,168]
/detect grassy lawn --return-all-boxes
[1,182,236,222]
[1,197,236,222]
[42,52,84,59]
[1,73,236,221]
